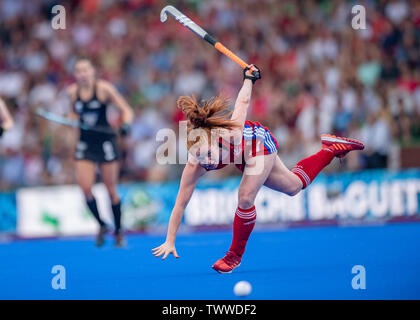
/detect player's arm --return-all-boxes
[152,161,206,259]
[0,98,14,136]
[101,80,134,133]
[230,65,261,131]
[65,84,79,121]
[60,85,80,148]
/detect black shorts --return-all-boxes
[74,138,120,163]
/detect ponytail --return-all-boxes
[177,94,238,130]
[177,94,239,151]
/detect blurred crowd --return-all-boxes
[1,0,420,189]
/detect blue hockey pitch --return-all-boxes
[0,222,419,299]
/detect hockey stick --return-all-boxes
[35,108,116,134]
[160,5,256,73]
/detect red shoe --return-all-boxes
[321,134,364,159]
[212,251,242,274]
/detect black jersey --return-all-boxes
[73,83,119,163]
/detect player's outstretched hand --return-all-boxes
[243,64,261,84]
[152,242,180,260]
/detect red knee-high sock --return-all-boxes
[229,206,256,257]
[291,149,334,189]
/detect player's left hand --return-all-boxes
[152,242,180,260]
[119,123,131,137]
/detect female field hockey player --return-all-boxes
[0,98,14,137]
[66,58,134,247]
[152,65,364,273]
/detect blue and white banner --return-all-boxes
[305,169,420,221]
[184,169,420,226]
[15,182,180,237]
[10,169,420,237]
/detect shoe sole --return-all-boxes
[212,263,241,274]
[321,135,364,149]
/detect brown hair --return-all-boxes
[74,56,96,69]
[177,94,239,150]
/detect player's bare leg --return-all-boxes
[264,156,303,195]
[212,154,276,273]
[265,135,364,193]
[101,161,125,248]
[76,160,109,247]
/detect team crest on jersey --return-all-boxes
[82,112,98,126]
[74,101,83,113]
[88,101,101,109]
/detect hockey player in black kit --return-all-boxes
[66,58,134,247]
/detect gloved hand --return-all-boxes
[119,123,131,137]
[243,65,261,84]
[0,127,4,137]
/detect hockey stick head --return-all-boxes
[159,5,249,70]
[160,5,175,23]
[160,5,207,38]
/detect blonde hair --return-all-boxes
[177,95,239,150]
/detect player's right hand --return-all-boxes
[152,242,180,260]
